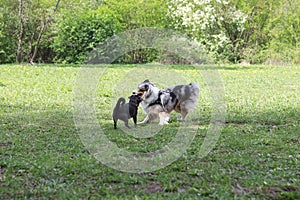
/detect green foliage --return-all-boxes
[52,0,172,64]
[104,0,171,64]
[105,0,170,29]
[52,7,122,64]
[0,2,18,63]
[266,0,300,64]
[51,0,172,64]
[234,0,281,64]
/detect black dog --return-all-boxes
[113,92,143,129]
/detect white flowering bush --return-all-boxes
[168,0,248,62]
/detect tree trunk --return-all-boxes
[26,24,37,60]
[30,22,46,64]
[29,0,61,64]
[16,0,24,63]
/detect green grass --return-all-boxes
[0,64,299,199]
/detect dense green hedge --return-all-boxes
[52,7,122,64]
[0,8,17,63]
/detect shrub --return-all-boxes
[0,7,17,63]
[52,6,122,64]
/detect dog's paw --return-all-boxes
[159,121,169,125]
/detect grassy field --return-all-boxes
[0,64,299,199]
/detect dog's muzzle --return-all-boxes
[135,89,146,100]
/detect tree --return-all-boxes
[267,0,300,64]
[168,0,248,63]
[29,0,61,64]
[234,0,281,63]
[16,0,60,64]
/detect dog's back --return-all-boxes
[168,83,200,112]
[113,97,126,116]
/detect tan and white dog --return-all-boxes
[137,80,200,125]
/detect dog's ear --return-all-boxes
[145,79,156,87]
[144,84,149,90]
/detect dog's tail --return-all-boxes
[116,97,126,108]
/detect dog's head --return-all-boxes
[128,92,143,106]
[137,79,155,99]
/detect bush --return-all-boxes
[265,0,300,65]
[52,6,122,64]
[104,0,171,64]
[0,8,17,64]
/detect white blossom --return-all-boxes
[168,0,247,58]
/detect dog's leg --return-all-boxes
[164,112,170,124]
[133,115,137,127]
[137,115,149,124]
[159,112,169,125]
[178,109,188,122]
[159,112,165,125]
[114,118,118,129]
[124,119,131,128]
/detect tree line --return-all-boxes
[0,0,299,64]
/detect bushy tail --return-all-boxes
[115,97,126,108]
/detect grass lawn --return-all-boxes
[0,64,299,199]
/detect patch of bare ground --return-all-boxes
[142,182,163,194]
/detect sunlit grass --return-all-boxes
[0,64,299,199]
